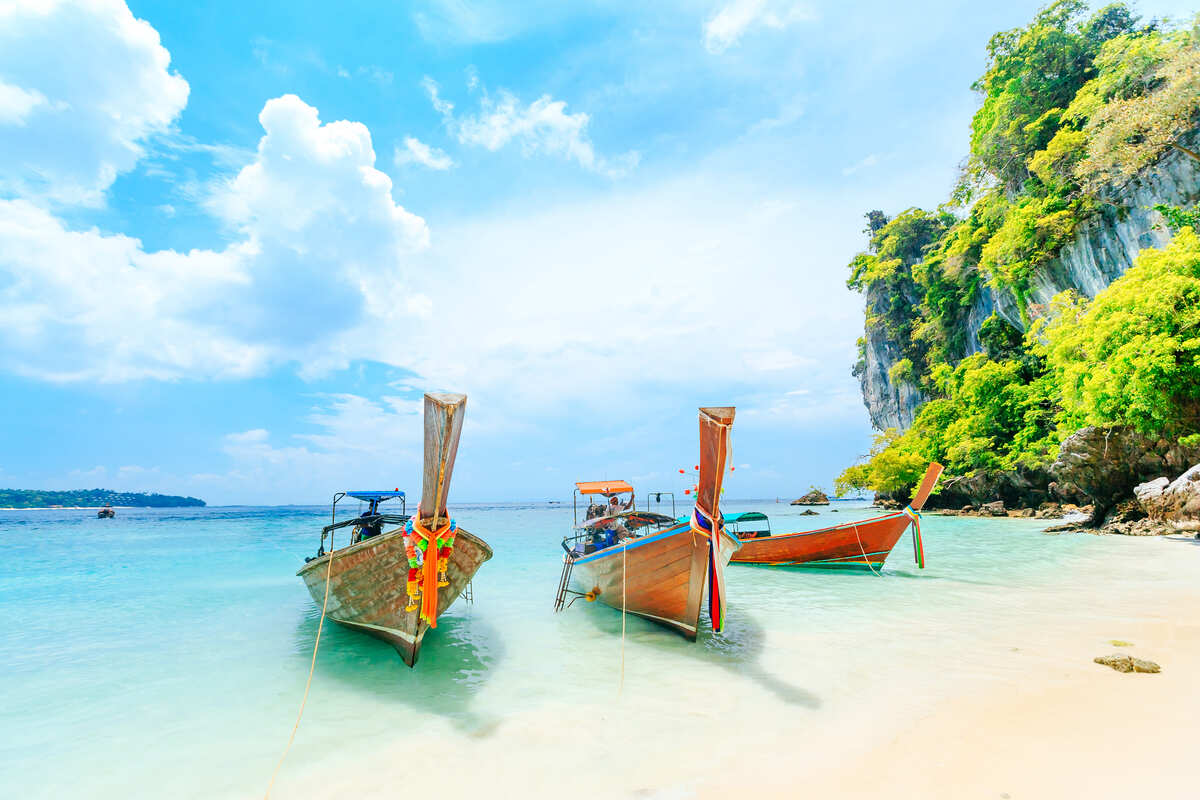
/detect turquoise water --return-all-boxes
[2,502,1196,798]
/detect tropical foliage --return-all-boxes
[839,3,1200,496]
[0,489,206,508]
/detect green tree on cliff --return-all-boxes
[1039,228,1200,439]
[840,4,1200,497]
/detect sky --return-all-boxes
[1,0,1196,505]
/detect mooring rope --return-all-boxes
[619,540,627,696]
[851,522,883,577]
[264,541,335,799]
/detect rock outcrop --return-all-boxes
[791,489,830,505]
[1134,463,1200,531]
[1052,427,1200,524]
[920,466,1080,511]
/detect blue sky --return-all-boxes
[1,0,1195,505]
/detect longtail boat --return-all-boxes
[296,393,493,667]
[554,406,740,639]
[729,463,943,571]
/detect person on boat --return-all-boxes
[605,494,632,516]
[600,494,634,543]
[353,509,383,543]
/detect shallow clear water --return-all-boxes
[2,502,1196,798]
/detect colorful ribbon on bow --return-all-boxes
[902,505,924,569]
[405,517,457,626]
[690,505,727,632]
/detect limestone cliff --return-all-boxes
[857,137,1200,432]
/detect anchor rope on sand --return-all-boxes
[265,534,336,799]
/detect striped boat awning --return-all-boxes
[575,480,634,495]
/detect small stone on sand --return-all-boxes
[1094,654,1160,673]
[1109,639,1133,647]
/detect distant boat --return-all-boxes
[296,393,493,667]
[554,407,740,639]
[729,463,943,571]
[97,506,115,519]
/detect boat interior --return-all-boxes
[722,512,771,539]
[563,480,680,557]
[307,490,411,561]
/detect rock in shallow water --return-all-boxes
[791,489,830,505]
[1094,654,1161,673]
[980,500,1006,516]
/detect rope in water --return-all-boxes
[264,541,335,799]
[619,540,627,696]
[851,522,883,577]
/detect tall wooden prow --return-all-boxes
[418,392,467,530]
[693,406,735,632]
[909,462,944,511]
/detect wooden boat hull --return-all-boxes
[729,512,913,570]
[296,525,492,667]
[569,524,740,639]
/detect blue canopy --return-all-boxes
[346,490,405,502]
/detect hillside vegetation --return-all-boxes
[840,1,1200,496]
[0,489,206,509]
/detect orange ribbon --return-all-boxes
[408,517,453,627]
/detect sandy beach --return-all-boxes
[801,555,1200,800]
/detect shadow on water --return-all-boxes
[292,607,505,736]
[569,598,820,710]
[699,608,822,709]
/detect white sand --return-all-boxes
[756,589,1200,799]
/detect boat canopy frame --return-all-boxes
[313,490,411,559]
[561,511,681,558]
[573,480,636,525]
[643,491,676,519]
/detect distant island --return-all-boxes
[0,489,206,509]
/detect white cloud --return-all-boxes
[215,394,427,503]
[422,76,454,116]
[841,153,880,176]
[0,0,189,204]
[395,136,455,170]
[0,80,47,125]
[704,0,815,55]
[411,0,570,45]
[368,174,864,426]
[444,87,639,177]
[1,88,430,381]
[0,198,265,382]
